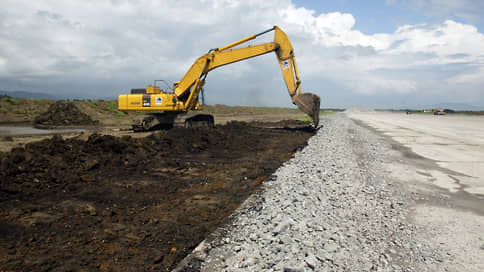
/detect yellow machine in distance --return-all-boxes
[118,26,320,131]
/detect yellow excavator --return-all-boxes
[118,26,320,131]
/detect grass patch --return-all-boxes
[7,98,22,105]
[297,110,336,124]
[104,100,126,116]
[12,108,26,114]
[297,115,313,123]
[320,110,336,116]
[105,100,119,112]
[83,99,127,117]
[115,110,127,117]
[32,99,54,107]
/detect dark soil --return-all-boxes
[250,119,311,129]
[0,121,313,271]
[33,101,99,128]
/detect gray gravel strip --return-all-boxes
[175,113,440,271]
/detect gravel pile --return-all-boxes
[176,113,441,271]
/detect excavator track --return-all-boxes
[173,112,214,128]
[132,112,214,131]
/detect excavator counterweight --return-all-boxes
[118,26,321,130]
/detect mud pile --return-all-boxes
[33,101,99,128]
[0,121,313,271]
[251,119,312,129]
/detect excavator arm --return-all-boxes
[174,26,320,125]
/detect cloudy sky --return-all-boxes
[1,0,483,109]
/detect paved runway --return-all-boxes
[348,112,484,196]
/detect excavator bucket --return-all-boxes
[294,93,320,127]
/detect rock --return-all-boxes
[305,253,318,270]
[153,255,163,264]
[283,267,304,272]
[273,219,293,236]
[83,159,99,170]
[324,241,339,253]
[240,256,258,267]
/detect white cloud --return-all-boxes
[279,7,392,50]
[0,0,483,107]
[448,66,484,85]
[274,4,484,104]
[390,20,484,58]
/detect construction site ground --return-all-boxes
[174,111,483,272]
[0,104,313,271]
[1,101,482,271]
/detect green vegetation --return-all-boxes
[32,99,54,107]
[0,95,11,101]
[105,100,118,112]
[0,95,23,106]
[297,115,313,123]
[297,110,336,124]
[89,102,98,109]
[89,100,126,116]
[320,110,336,116]
[12,108,26,114]
[0,96,353,125]
[115,110,127,117]
[104,100,127,117]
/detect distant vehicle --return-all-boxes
[433,109,445,115]
[433,108,454,115]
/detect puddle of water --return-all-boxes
[0,126,86,136]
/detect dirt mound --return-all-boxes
[33,101,99,128]
[0,121,313,271]
[251,119,311,129]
